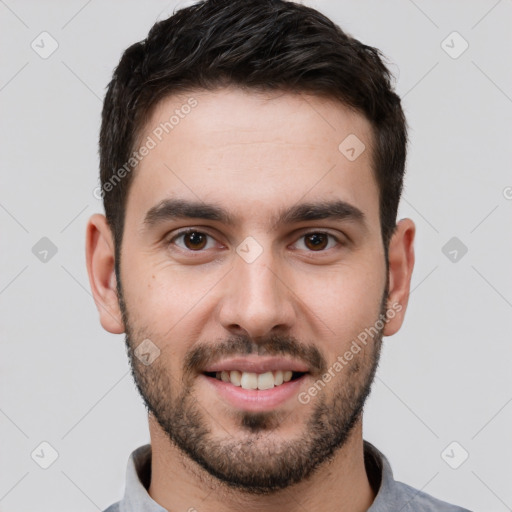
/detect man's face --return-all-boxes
[117,87,389,492]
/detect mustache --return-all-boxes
[183,333,327,375]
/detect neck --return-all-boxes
[147,415,376,512]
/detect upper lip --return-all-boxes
[203,356,310,374]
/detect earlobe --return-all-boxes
[383,218,416,337]
[85,213,125,334]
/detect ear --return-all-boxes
[383,218,415,336]
[85,213,125,334]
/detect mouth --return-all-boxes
[200,356,312,411]
[200,359,310,412]
[203,370,307,390]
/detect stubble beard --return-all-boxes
[118,279,387,494]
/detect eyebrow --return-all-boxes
[142,198,367,232]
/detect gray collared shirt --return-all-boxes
[103,440,472,511]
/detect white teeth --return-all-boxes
[241,372,258,390]
[215,370,302,389]
[257,371,275,390]
[230,370,242,387]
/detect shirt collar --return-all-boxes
[118,439,395,511]
[365,440,401,511]
[119,444,166,512]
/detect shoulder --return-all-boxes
[393,480,473,512]
[363,440,472,512]
[102,502,121,512]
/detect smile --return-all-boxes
[204,370,306,390]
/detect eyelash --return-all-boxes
[167,228,344,253]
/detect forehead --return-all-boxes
[125,87,379,232]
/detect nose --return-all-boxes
[217,247,296,339]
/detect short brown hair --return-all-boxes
[99,0,407,272]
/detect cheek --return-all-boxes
[121,261,222,354]
[302,260,385,351]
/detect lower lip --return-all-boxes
[201,374,308,412]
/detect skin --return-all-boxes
[86,87,415,512]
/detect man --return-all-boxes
[86,0,471,510]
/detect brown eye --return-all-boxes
[183,231,207,250]
[293,232,341,252]
[170,230,214,251]
[304,233,329,251]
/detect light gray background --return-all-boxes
[1,1,511,511]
